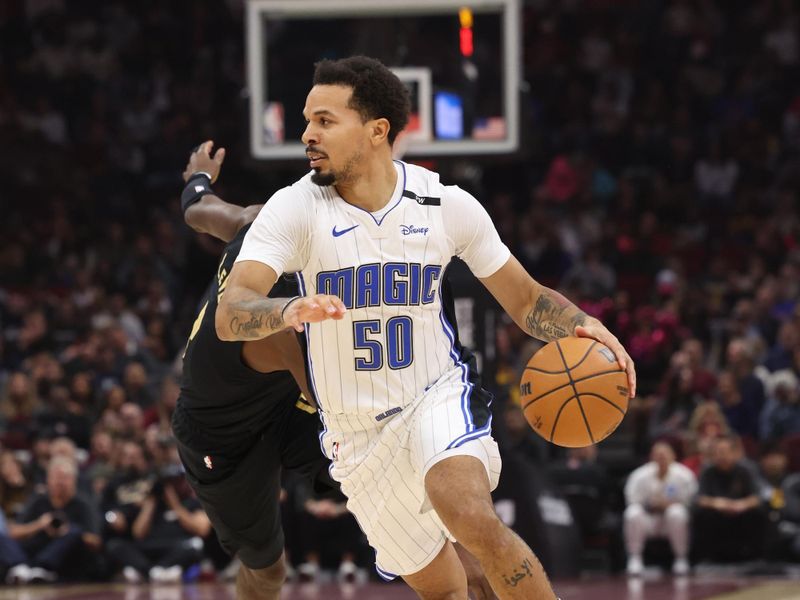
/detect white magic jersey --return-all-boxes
[236,161,510,416]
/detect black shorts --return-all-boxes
[176,398,335,569]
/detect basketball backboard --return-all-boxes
[246,0,521,159]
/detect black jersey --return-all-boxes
[173,224,302,449]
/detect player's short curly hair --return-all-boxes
[313,56,410,145]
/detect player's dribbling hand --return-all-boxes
[575,321,637,398]
[283,294,346,332]
[183,140,226,183]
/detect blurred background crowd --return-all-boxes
[2,0,800,585]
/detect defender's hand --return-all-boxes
[575,321,637,398]
[183,140,226,183]
[283,294,346,332]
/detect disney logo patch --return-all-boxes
[400,224,429,236]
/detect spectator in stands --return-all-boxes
[549,444,623,572]
[783,470,800,560]
[5,456,101,583]
[649,350,702,443]
[693,435,765,563]
[101,439,151,551]
[122,362,155,409]
[25,430,51,490]
[106,445,210,583]
[716,370,761,440]
[559,245,616,301]
[0,450,32,520]
[497,402,547,464]
[46,436,92,499]
[118,402,145,442]
[760,369,800,442]
[85,428,115,497]
[765,321,800,372]
[1,372,41,450]
[624,441,696,576]
[681,339,718,399]
[143,374,178,431]
[725,339,767,425]
[694,139,739,204]
[292,481,367,583]
[681,401,731,476]
[757,445,792,559]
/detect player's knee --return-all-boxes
[624,503,646,523]
[665,503,688,523]
[437,493,494,529]
[448,504,506,551]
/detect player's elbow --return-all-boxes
[184,205,204,232]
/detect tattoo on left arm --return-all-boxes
[229,311,283,338]
[524,288,587,342]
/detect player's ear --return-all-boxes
[369,118,390,146]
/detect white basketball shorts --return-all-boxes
[318,366,502,579]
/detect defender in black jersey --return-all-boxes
[176,142,493,600]
[173,146,334,600]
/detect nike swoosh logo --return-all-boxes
[332,224,359,237]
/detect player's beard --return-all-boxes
[310,149,362,187]
[310,168,335,186]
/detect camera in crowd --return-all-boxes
[149,464,186,499]
[50,510,68,530]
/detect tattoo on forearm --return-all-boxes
[227,298,285,339]
[502,557,533,588]
[525,289,587,342]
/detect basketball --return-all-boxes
[519,337,629,448]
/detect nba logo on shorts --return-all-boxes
[204,455,213,470]
[332,442,340,462]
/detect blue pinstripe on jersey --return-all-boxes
[296,273,329,458]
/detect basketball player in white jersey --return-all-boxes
[217,56,636,599]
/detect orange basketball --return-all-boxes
[519,337,629,448]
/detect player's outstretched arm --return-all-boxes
[185,196,261,243]
[181,140,262,242]
[480,255,636,397]
[216,261,346,341]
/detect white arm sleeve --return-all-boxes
[235,186,310,274]
[442,185,511,278]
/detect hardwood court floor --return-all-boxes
[0,577,798,599]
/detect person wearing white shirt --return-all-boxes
[624,441,697,576]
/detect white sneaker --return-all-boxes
[297,561,319,582]
[160,565,183,583]
[123,566,143,583]
[6,564,31,585]
[672,558,690,576]
[337,559,358,583]
[150,564,183,583]
[627,555,644,576]
[27,566,57,583]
